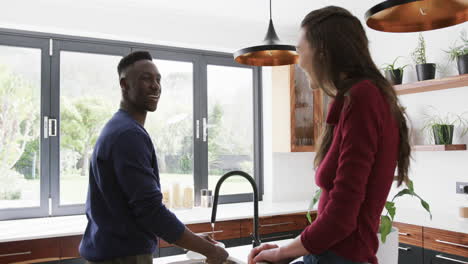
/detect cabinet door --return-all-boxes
[424,248,468,264]
[0,238,60,264]
[260,230,302,243]
[394,222,423,247]
[398,243,423,264]
[423,227,468,258]
[240,213,309,238]
[289,65,328,152]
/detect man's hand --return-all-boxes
[173,228,228,264]
[199,233,218,245]
[205,243,229,264]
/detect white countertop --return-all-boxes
[156,239,296,264]
[1,200,466,243]
[393,207,468,234]
[0,200,310,243]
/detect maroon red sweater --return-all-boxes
[300,80,399,264]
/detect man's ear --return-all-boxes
[120,77,129,97]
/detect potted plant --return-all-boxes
[307,180,431,264]
[444,30,468,75]
[422,106,468,145]
[411,33,436,81]
[381,57,409,85]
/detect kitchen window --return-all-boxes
[0,30,263,220]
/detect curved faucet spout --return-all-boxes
[210,170,261,247]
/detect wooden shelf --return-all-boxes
[291,145,315,152]
[413,144,467,151]
[395,74,468,95]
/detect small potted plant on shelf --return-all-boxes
[422,106,468,145]
[381,57,409,85]
[306,179,431,264]
[444,29,468,75]
[411,33,436,81]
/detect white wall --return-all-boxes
[266,20,468,216]
[388,88,468,216]
[262,67,273,203]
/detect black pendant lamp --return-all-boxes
[234,0,298,66]
[365,0,468,33]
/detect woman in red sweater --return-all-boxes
[248,6,411,264]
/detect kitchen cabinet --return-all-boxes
[394,222,424,248]
[424,248,468,264]
[60,235,82,260]
[0,237,61,264]
[394,222,424,264]
[159,213,312,257]
[240,213,310,237]
[398,243,424,264]
[423,227,468,258]
[289,65,327,152]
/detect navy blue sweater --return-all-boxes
[79,110,185,261]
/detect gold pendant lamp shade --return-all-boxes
[365,0,468,33]
[234,0,298,66]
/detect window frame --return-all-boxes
[0,28,263,220]
[0,33,51,220]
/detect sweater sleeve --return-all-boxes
[301,84,381,254]
[112,129,185,243]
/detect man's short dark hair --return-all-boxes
[117,51,153,77]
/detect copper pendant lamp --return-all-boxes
[365,0,468,33]
[234,0,298,66]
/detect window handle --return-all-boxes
[44,116,49,139]
[202,117,207,142]
[196,120,200,139]
[48,118,57,137]
[44,116,57,138]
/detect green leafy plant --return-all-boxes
[444,29,468,61]
[422,106,468,144]
[381,57,409,78]
[411,33,427,65]
[306,180,431,243]
[379,180,431,243]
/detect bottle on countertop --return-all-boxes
[162,185,171,209]
[182,184,194,209]
[200,189,213,208]
[172,181,182,209]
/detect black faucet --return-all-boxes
[210,170,261,247]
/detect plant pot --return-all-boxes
[432,124,454,145]
[384,69,403,85]
[416,63,436,81]
[377,227,399,264]
[457,54,468,75]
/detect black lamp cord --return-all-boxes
[269,0,272,20]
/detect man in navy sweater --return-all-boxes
[79,51,228,264]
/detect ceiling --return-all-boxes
[1,0,379,52]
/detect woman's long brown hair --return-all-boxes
[301,6,411,186]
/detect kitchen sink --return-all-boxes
[165,257,245,264]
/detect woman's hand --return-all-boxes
[248,243,278,264]
[249,243,293,264]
